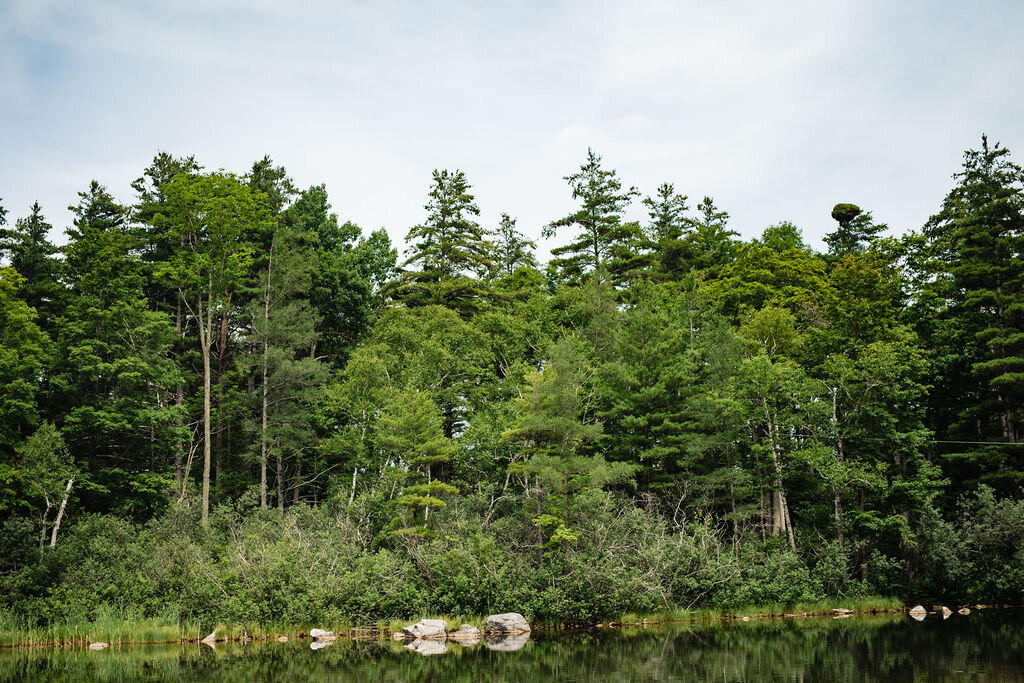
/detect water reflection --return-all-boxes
[484,632,529,652]
[2,610,1024,682]
[403,639,447,656]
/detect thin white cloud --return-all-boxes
[1,0,1022,257]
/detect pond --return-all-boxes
[2,610,1023,681]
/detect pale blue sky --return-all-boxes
[2,0,1022,256]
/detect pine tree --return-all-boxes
[246,173,328,511]
[377,390,458,536]
[400,169,492,314]
[132,152,202,488]
[491,213,537,277]
[506,337,633,548]
[53,181,181,517]
[685,196,737,278]
[291,185,395,366]
[643,182,690,241]
[0,202,63,330]
[596,281,695,486]
[543,148,640,284]
[0,268,47,453]
[643,182,691,280]
[921,136,1024,491]
[825,203,887,256]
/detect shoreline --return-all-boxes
[4,599,1015,650]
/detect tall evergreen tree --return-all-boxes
[491,213,537,277]
[643,182,692,280]
[400,169,492,314]
[0,202,63,329]
[596,282,695,486]
[0,268,47,454]
[53,182,181,517]
[643,182,690,242]
[825,203,887,256]
[685,196,737,278]
[543,148,640,283]
[290,185,395,365]
[377,390,458,536]
[920,136,1024,492]
[245,166,328,510]
[132,152,202,488]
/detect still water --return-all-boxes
[2,610,1023,681]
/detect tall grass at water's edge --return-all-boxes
[0,596,909,648]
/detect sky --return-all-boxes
[2,0,1023,258]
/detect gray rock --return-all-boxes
[485,632,529,652]
[88,642,109,650]
[958,607,971,615]
[940,606,952,619]
[909,605,926,621]
[310,628,337,642]
[448,624,482,640]
[483,612,531,634]
[401,618,448,640]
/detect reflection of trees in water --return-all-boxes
[2,612,1024,682]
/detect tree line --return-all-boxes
[1,138,1022,622]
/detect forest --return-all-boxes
[1,137,1022,630]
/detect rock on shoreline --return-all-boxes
[483,613,531,634]
[448,624,482,640]
[396,613,531,640]
[400,619,448,640]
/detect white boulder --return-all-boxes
[483,613,530,634]
[400,619,448,640]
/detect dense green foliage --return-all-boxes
[1,139,1023,628]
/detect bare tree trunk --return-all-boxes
[562,471,569,525]
[730,480,739,553]
[424,466,432,521]
[834,494,844,547]
[260,243,273,510]
[260,347,269,510]
[759,485,766,543]
[49,478,74,548]
[38,501,52,562]
[859,489,868,583]
[832,388,845,549]
[277,446,285,515]
[174,295,184,486]
[215,302,230,484]
[764,400,796,551]
[536,476,544,566]
[200,290,213,527]
[782,495,796,552]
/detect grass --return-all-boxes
[0,605,184,648]
[0,597,906,648]
[602,596,904,626]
